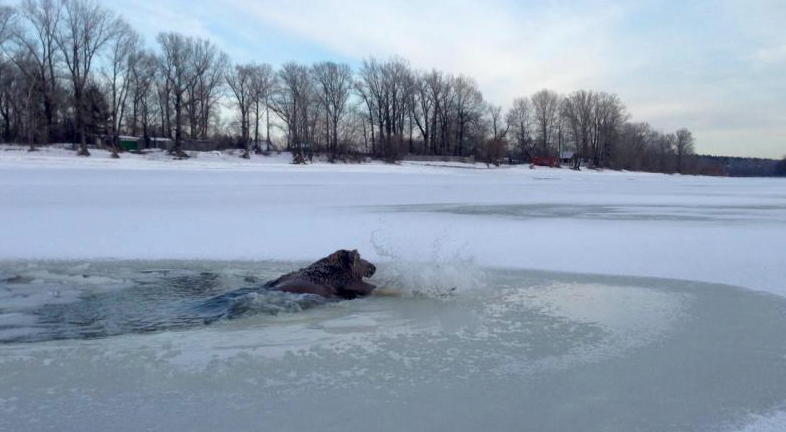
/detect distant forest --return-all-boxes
[0,0,783,176]
[696,155,785,178]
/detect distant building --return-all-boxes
[530,156,559,167]
[118,136,141,151]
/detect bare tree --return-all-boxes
[506,97,534,159]
[312,61,352,161]
[5,51,41,150]
[674,128,695,173]
[615,122,651,170]
[186,38,227,140]
[126,49,157,143]
[0,5,16,63]
[590,92,627,167]
[531,89,560,157]
[56,0,119,156]
[0,62,15,143]
[452,75,483,157]
[102,19,137,157]
[0,4,13,41]
[0,6,19,143]
[561,90,595,169]
[487,104,508,141]
[423,70,447,154]
[356,57,414,160]
[157,32,203,158]
[410,71,433,154]
[655,131,676,173]
[382,58,412,156]
[271,61,313,162]
[10,0,61,144]
[225,63,254,158]
[435,72,455,156]
[249,63,274,153]
[356,59,383,156]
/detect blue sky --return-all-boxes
[107,0,785,158]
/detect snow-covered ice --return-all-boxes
[0,145,785,432]
[1,145,784,296]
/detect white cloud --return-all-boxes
[227,0,628,99]
[754,44,786,65]
[102,0,786,158]
[113,1,212,41]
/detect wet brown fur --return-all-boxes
[266,250,377,299]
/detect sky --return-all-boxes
[106,0,785,158]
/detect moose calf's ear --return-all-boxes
[327,250,346,263]
[338,250,353,266]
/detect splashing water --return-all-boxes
[369,233,487,298]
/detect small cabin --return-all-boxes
[530,156,560,167]
[118,136,141,151]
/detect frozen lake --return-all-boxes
[1,148,784,296]
[1,148,785,431]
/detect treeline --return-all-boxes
[695,155,786,177]
[1,0,701,173]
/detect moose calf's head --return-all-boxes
[328,249,376,280]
